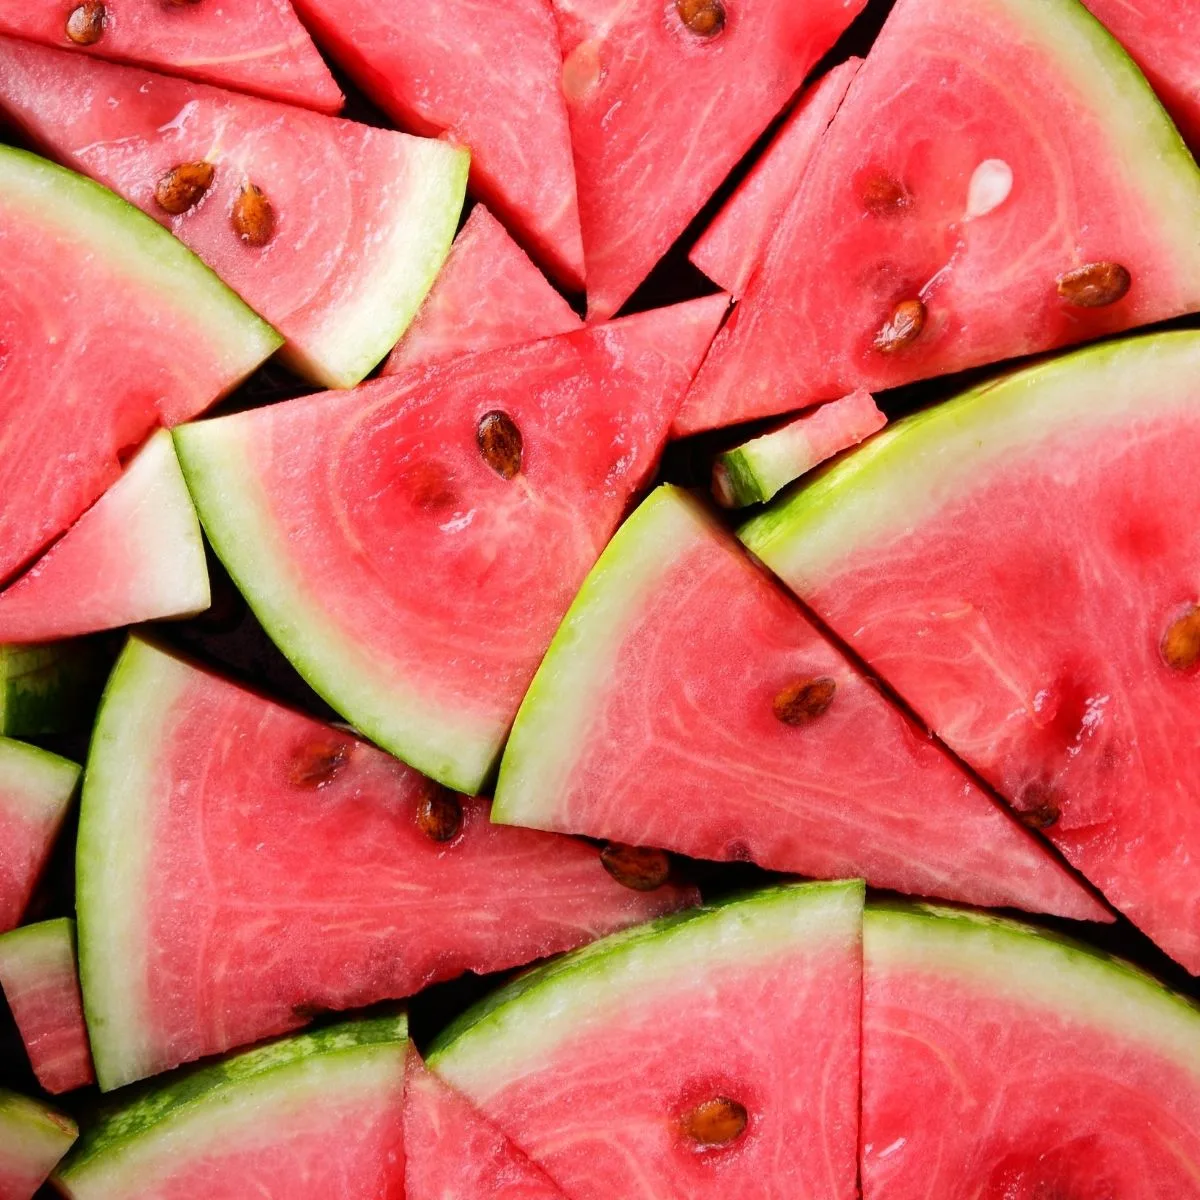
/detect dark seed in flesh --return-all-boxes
[288,737,351,789]
[861,173,910,216]
[873,299,926,354]
[154,161,216,215]
[773,677,837,726]
[477,411,523,479]
[1161,605,1200,672]
[676,0,725,36]
[681,1097,748,1147]
[232,182,276,247]
[417,787,464,843]
[66,2,106,44]
[1016,781,1060,829]
[1055,262,1131,308]
[600,843,671,891]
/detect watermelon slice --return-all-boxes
[54,1013,408,1199]
[0,1088,77,1200]
[0,431,208,643]
[675,0,1200,435]
[689,60,860,299]
[555,0,867,319]
[0,0,341,114]
[496,487,1105,921]
[77,636,695,1090]
[0,919,94,1094]
[384,206,582,375]
[430,881,863,1200]
[862,903,1200,1197]
[742,331,1200,972]
[0,40,468,390]
[405,1052,571,1200]
[0,641,111,739]
[289,0,584,290]
[0,739,79,934]
[713,390,886,508]
[174,296,727,794]
[0,146,280,584]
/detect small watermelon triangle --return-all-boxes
[0,1089,76,1199]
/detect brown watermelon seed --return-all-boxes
[417,787,464,843]
[1161,605,1200,672]
[288,737,351,789]
[65,2,106,44]
[1055,261,1131,308]
[873,299,926,353]
[600,843,671,891]
[1019,801,1061,830]
[681,1097,748,1148]
[232,182,276,247]
[675,0,725,36]
[154,161,216,215]
[773,677,837,726]
[861,173,910,216]
[477,411,523,479]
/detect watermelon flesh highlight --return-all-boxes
[862,904,1200,1197]
[676,0,1200,434]
[289,0,585,290]
[0,1088,77,1200]
[384,206,582,375]
[0,919,94,1094]
[0,0,342,114]
[689,60,860,299]
[0,39,469,390]
[175,296,727,795]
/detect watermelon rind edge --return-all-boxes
[0,916,77,975]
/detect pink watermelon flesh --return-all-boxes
[0,0,341,113]
[689,59,860,299]
[76,637,696,1090]
[289,0,585,290]
[174,296,728,795]
[496,487,1106,923]
[675,0,1200,435]
[554,0,867,319]
[404,1053,571,1200]
[384,206,582,375]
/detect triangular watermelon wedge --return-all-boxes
[0,1089,76,1200]
[0,0,342,114]
[174,296,727,794]
[290,0,585,290]
[77,636,696,1090]
[496,487,1106,922]
[0,38,468,389]
[676,0,1200,434]
[384,206,582,375]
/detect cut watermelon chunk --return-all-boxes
[0,642,110,739]
[713,390,886,508]
[0,431,208,643]
[0,0,341,114]
[431,881,863,1200]
[175,296,727,794]
[742,331,1200,972]
[689,60,860,299]
[54,1013,408,1199]
[0,40,468,390]
[676,0,1200,434]
[405,1052,571,1200]
[555,0,867,319]
[290,0,584,290]
[0,919,94,1094]
[384,206,582,375]
[0,1089,77,1200]
[0,740,79,934]
[862,903,1200,1197]
[497,487,1105,921]
[77,636,695,1090]
[0,146,280,584]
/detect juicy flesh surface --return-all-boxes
[0,796,66,934]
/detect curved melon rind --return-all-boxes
[0,1087,77,1197]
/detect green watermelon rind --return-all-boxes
[714,446,773,507]
[0,916,77,980]
[0,641,112,740]
[0,736,80,822]
[0,1087,78,1170]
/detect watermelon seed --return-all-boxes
[1161,605,1200,672]
[675,0,725,37]
[773,677,837,725]
[1055,262,1131,308]
[232,183,276,247]
[861,173,911,216]
[964,159,1013,220]
[155,161,216,215]
[873,299,926,354]
[1015,781,1060,829]
[477,411,524,479]
[65,2,106,44]
[599,843,671,890]
[417,787,464,842]
[680,1097,748,1147]
[288,737,351,789]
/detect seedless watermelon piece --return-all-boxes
[0,41,468,390]
[742,331,1200,972]
[431,881,863,1200]
[0,739,79,933]
[0,0,341,114]
[497,487,1105,921]
[862,903,1200,1196]
[676,0,1200,434]
[0,147,280,584]
[291,0,584,290]
[78,637,695,1090]
[0,1088,77,1200]
[0,919,94,1094]
[689,60,860,299]
[175,296,727,793]
[384,206,582,375]
[54,1013,408,1200]
[0,642,110,739]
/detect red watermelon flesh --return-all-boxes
[174,295,728,795]
[0,0,341,114]
[554,0,867,320]
[384,206,582,375]
[289,0,584,290]
[689,59,860,299]
[76,636,696,1091]
[404,1053,571,1200]
[496,487,1106,923]
[675,0,1200,435]
[0,38,468,390]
